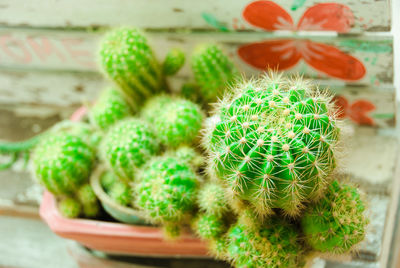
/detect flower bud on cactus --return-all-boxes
[204,74,340,216]
[142,95,204,148]
[226,216,301,268]
[135,154,199,238]
[32,132,95,196]
[162,48,185,76]
[98,27,163,105]
[59,198,81,218]
[302,180,368,253]
[89,87,132,130]
[191,44,238,103]
[100,118,160,182]
[192,213,226,240]
[198,182,228,217]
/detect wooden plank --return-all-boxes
[0,28,393,86]
[0,69,395,127]
[0,0,390,33]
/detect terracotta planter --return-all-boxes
[40,191,209,257]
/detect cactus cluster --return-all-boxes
[100,118,160,182]
[191,44,239,103]
[135,153,199,238]
[142,95,204,148]
[302,180,368,253]
[89,87,132,131]
[204,74,340,216]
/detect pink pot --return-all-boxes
[40,191,209,257]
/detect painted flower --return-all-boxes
[238,1,366,81]
[334,96,375,126]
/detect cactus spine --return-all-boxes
[89,87,132,131]
[162,48,185,76]
[191,44,239,103]
[98,27,163,106]
[302,180,368,253]
[135,154,199,238]
[142,95,204,148]
[100,118,160,182]
[204,74,340,216]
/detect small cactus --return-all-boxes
[204,74,340,216]
[109,180,133,206]
[226,215,302,268]
[32,132,95,196]
[192,213,227,240]
[162,48,185,76]
[301,180,368,253]
[141,95,204,148]
[135,154,199,238]
[191,44,239,103]
[100,171,118,192]
[172,146,204,170]
[100,118,160,182]
[98,27,164,106]
[197,182,228,217]
[89,87,132,131]
[59,198,81,218]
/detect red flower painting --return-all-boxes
[334,96,375,126]
[238,1,366,81]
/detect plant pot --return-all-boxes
[90,167,148,225]
[40,191,208,257]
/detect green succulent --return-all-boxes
[204,74,340,216]
[100,118,160,182]
[58,197,81,218]
[142,95,204,148]
[162,48,185,76]
[89,87,132,130]
[302,180,368,253]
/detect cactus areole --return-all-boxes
[205,74,340,216]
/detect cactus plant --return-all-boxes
[180,82,202,104]
[192,213,227,240]
[77,183,101,217]
[58,197,81,218]
[100,118,160,182]
[226,215,302,268]
[197,182,228,217]
[98,27,164,106]
[109,180,133,206]
[191,44,239,103]
[162,48,185,76]
[135,154,199,238]
[204,74,340,216]
[141,96,204,148]
[89,87,132,131]
[32,132,95,196]
[301,179,368,253]
[171,146,204,170]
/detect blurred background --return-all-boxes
[0,0,398,267]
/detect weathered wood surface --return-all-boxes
[0,0,390,33]
[0,28,393,86]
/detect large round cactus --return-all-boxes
[98,27,163,105]
[302,180,368,253]
[135,154,199,237]
[226,216,302,268]
[100,118,160,182]
[142,95,204,148]
[191,44,239,103]
[89,87,132,131]
[204,74,340,216]
[32,132,95,196]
